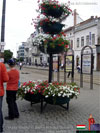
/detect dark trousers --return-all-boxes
[67,72,71,78]
[6,91,19,118]
[0,96,3,130]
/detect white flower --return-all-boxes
[45,95,48,98]
[58,93,61,96]
[60,91,63,94]
[53,94,55,96]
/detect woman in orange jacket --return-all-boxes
[0,62,9,132]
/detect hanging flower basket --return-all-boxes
[39,41,64,54]
[39,36,70,54]
[44,96,70,105]
[40,0,72,18]
[41,5,64,18]
[40,20,64,34]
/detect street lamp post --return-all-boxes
[0,0,6,60]
[1,0,6,42]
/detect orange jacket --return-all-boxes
[0,63,9,96]
[6,69,19,91]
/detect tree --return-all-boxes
[4,50,13,63]
[19,57,24,62]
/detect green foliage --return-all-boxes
[19,57,24,62]
[4,50,13,63]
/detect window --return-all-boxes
[71,40,73,48]
[77,38,79,47]
[86,35,89,45]
[81,36,84,47]
[92,34,95,45]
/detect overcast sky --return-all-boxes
[0,0,100,57]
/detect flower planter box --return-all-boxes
[44,96,70,105]
[42,22,64,34]
[24,93,41,103]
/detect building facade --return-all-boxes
[17,42,25,61]
[64,16,100,71]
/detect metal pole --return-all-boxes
[80,54,83,88]
[1,0,6,42]
[57,55,60,82]
[64,53,66,83]
[49,53,53,83]
[71,54,74,83]
[90,53,93,89]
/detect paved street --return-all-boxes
[22,65,100,85]
[2,67,100,133]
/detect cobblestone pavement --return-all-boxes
[2,67,100,133]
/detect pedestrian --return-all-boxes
[5,59,20,120]
[67,71,71,78]
[19,62,22,70]
[77,64,81,73]
[0,62,9,132]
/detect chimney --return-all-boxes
[74,9,77,26]
[91,16,94,19]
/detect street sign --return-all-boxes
[82,54,91,74]
[64,49,74,83]
[0,42,5,45]
[0,42,5,52]
[80,45,93,89]
[66,55,72,72]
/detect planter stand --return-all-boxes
[28,96,70,113]
[24,92,70,113]
[41,97,70,113]
[40,101,69,113]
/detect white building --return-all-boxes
[64,16,100,71]
[17,42,25,60]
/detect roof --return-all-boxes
[76,16,100,27]
[63,26,74,33]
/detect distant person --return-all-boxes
[61,63,64,69]
[5,59,19,120]
[67,71,71,78]
[19,62,22,70]
[0,62,9,132]
[77,64,81,73]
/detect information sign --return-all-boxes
[66,56,72,72]
[82,54,91,74]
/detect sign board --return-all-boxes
[66,55,72,72]
[82,54,91,74]
[0,58,4,62]
[67,49,73,55]
[53,56,58,71]
[0,42,5,46]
